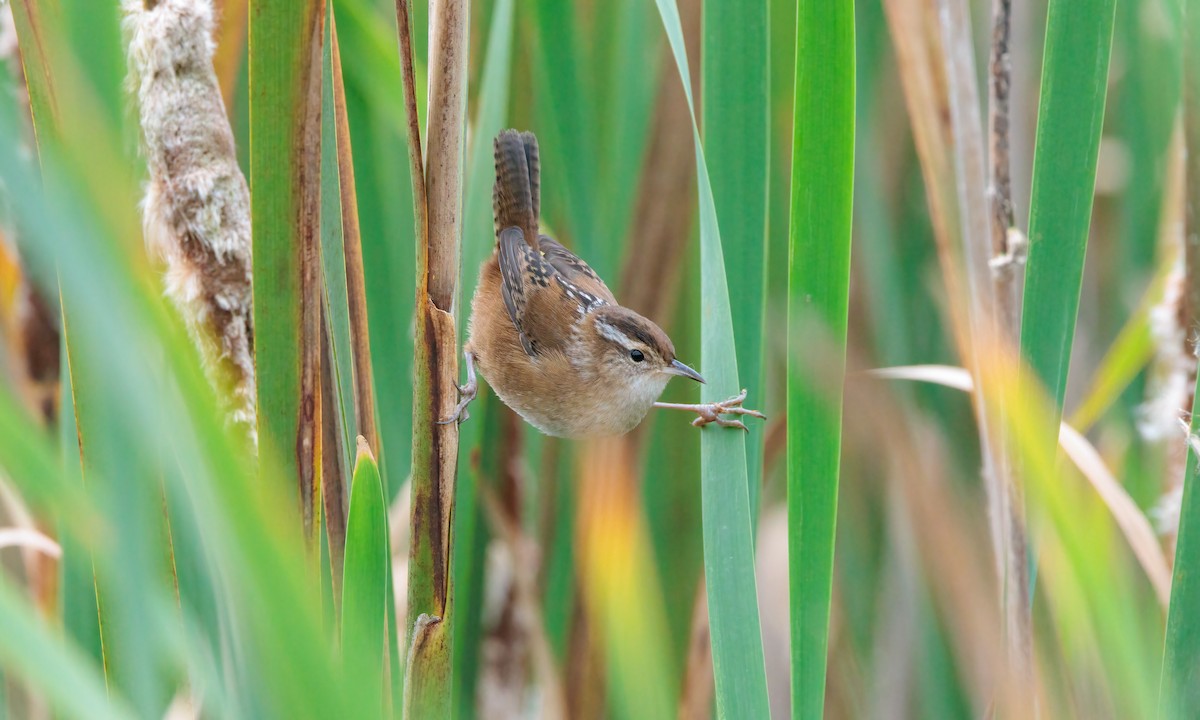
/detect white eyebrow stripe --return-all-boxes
[594,319,634,349]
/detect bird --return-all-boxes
[441,129,763,438]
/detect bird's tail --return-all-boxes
[493,129,540,249]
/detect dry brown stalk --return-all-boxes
[938,0,1031,692]
[987,0,1022,335]
[883,0,1031,698]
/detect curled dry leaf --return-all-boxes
[869,364,1172,607]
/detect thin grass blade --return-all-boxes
[1018,0,1117,416]
[650,0,771,715]
[702,0,768,519]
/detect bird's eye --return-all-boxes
[630,349,645,362]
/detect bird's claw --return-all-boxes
[437,351,478,425]
[437,381,476,425]
[684,389,766,432]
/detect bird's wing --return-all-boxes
[498,226,608,356]
[537,235,616,305]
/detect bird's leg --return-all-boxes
[437,350,478,425]
[653,388,766,432]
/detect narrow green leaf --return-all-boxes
[702,0,769,520]
[321,3,359,480]
[649,0,771,716]
[8,0,61,147]
[336,0,416,498]
[787,1,856,719]
[342,438,390,714]
[57,344,103,670]
[1018,0,1117,416]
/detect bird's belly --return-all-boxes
[476,361,656,438]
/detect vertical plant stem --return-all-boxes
[250,0,325,541]
[395,0,467,711]
[787,0,855,717]
[987,0,1020,333]
[939,0,1031,696]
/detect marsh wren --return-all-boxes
[442,130,763,437]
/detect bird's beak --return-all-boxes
[667,359,705,383]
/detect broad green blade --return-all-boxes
[702,0,769,521]
[787,1,856,719]
[342,439,390,715]
[249,0,325,536]
[649,0,771,716]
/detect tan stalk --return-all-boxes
[394,0,467,711]
[938,0,1031,697]
[883,0,1031,699]
[987,0,1022,333]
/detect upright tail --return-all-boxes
[493,130,540,249]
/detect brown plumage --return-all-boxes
[462,130,705,437]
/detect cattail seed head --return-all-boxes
[124,0,256,445]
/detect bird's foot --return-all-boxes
[437,351,478,425]
[653,389,766,432]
